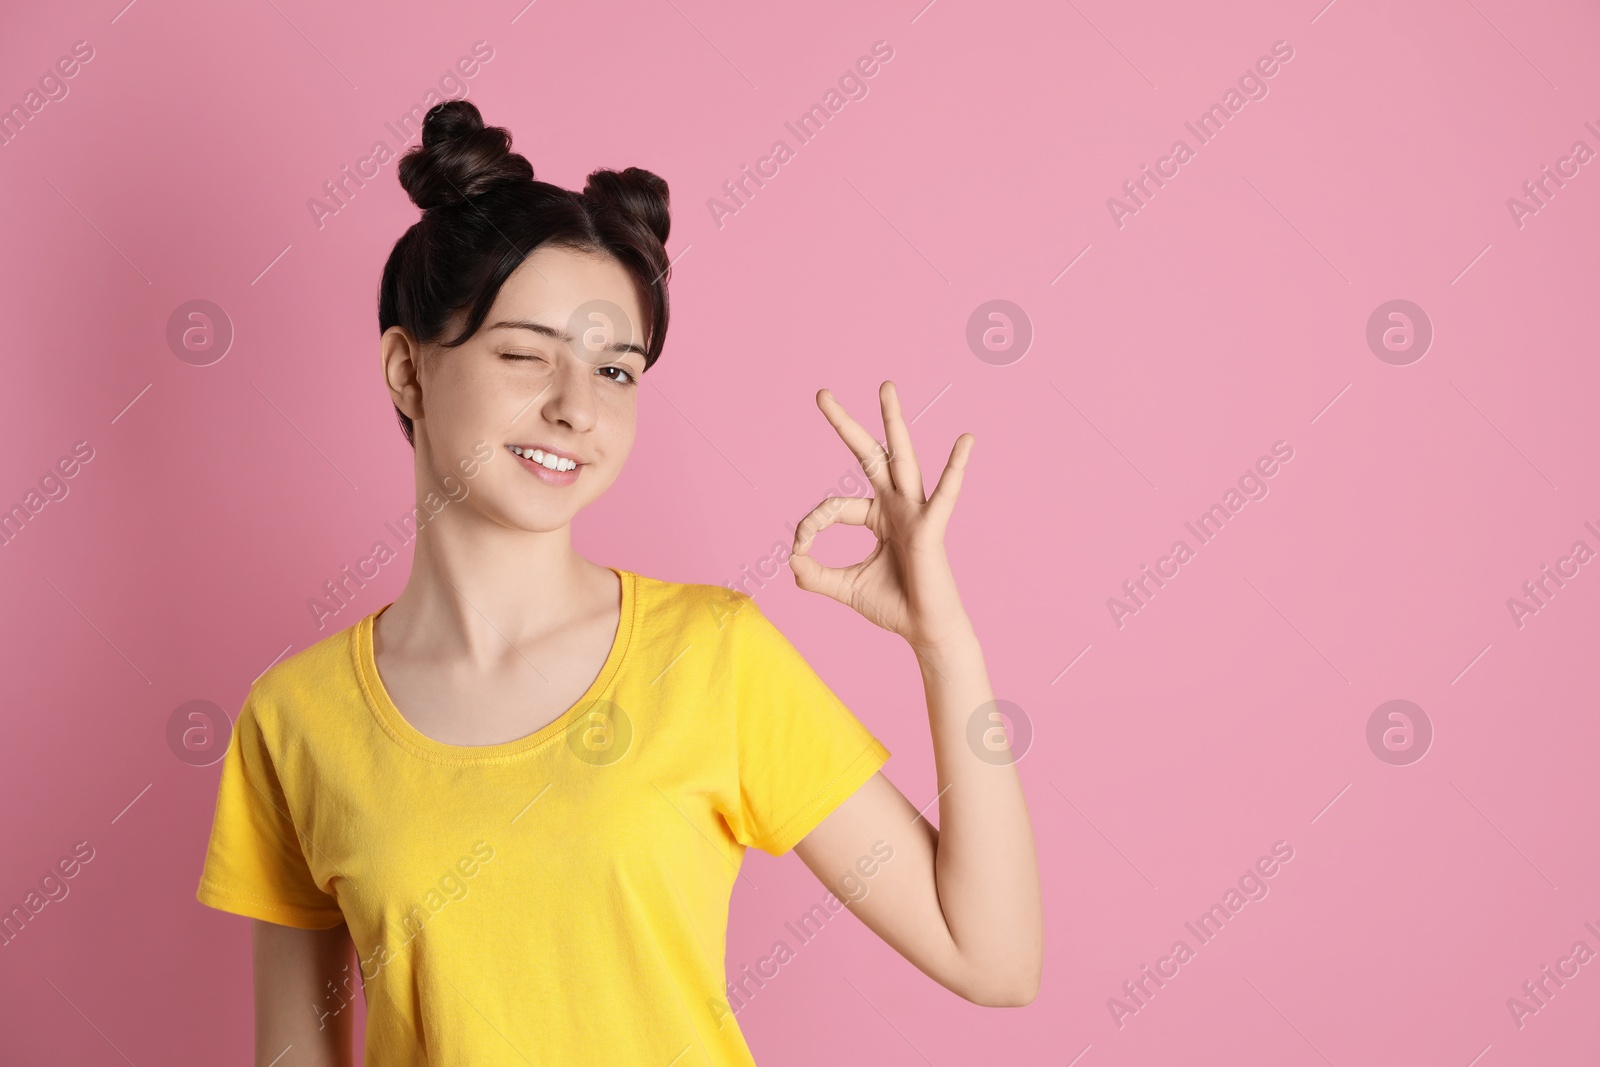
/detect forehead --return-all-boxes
[490,245,648,349]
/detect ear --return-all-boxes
[381,326,425,423]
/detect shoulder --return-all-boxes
[626,569,759,638]
[624,572,821,711]
[241,613,368,742]
[625,570,813,677]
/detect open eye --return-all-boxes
[598,365,637,386]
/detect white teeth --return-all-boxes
[510,445,576,471]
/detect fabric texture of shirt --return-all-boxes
[195,568,891,1066]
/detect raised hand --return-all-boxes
[789,381,976,653]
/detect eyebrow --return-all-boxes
[489,318,648,360]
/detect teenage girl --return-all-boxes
[197,99,1041,1067]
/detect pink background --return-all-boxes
[2,0,1597,1063]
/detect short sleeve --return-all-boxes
[723,596,891,857]
[195,694,345,929]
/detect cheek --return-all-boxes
[601,430,637,478]
[601,390,640,458]
[430,382,501,462]
[424,360,481,422]
[440,357,526,436]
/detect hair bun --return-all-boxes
[398,100,534,211]
[583,167,671,246]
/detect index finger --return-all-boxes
[816,388,894,495]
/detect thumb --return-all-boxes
[788,550,852,604]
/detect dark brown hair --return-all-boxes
[378,99,672,447]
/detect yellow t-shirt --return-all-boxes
[196,569,890,1066]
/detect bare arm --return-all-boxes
[251,919,357,1066]
[794,644,1041,1005]
[788,381,1042,1006]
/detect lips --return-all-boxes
[506,443,584,485]
[508,443,584,464]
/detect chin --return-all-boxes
[502,505,586,533]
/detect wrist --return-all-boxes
[908,616,978,661]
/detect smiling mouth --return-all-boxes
[507,444,580,472]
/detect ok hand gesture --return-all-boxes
[789,381,976,653]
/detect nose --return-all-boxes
[540,346,598,433]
